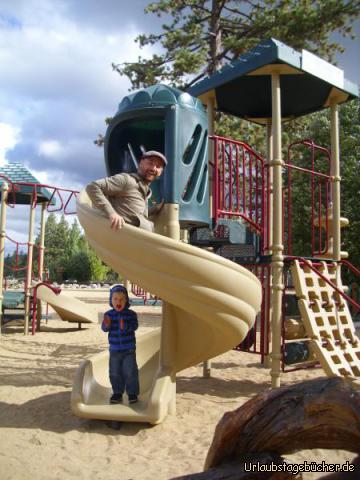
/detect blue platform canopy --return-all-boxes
[188,38,359,124]
[0,163,52,205]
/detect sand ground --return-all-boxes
[0,289,357,480]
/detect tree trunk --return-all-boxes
[208,0,223,75]
[205,377,360,469]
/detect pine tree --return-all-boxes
[114,0,360,90]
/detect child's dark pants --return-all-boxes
[109,349,139,396]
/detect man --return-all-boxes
[86,150,167,232]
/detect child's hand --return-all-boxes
[103,315,111,328]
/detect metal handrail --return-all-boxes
[2,179,79,214]
[287,256,360,313]
[340,259,360,278]
[209,134,268,252]
[285,139,332,256]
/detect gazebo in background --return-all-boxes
[0,163,53,334]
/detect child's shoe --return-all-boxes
[128,395,138,404]
[110,394,123,404]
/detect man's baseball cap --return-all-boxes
[141,150,167,166]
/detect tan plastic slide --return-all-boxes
[71,191,262,424]
[36,284,98,325]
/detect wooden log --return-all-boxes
[205,377,360,470]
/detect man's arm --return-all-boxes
[86,174,128,229]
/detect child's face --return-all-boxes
[112,292,127,312]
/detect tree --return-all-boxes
[66,218,82,259]
[114,0,360,90]
[110,0,359,170]
[338,100,360,272]
[282,100,360,270]
[42,213,70,281]
[64,251,90,282]
[65,245,109,282]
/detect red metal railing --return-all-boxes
[285,139,332,256]
[210,135,269,253]
[288,256,360,313]
[6,181,79,214]
[131,284,160,305]
[4,235,29,274]
[340,259,360,314]
[340,259,360,279]
[1,174,79,213]
[131,284,148,303]
[4,235,49,284]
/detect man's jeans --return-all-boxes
[109,349,139,396]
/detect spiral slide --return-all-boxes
[71,191,262,424]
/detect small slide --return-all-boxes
[71,191,262,424]
[36,284,98,325]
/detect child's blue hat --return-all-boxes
[109,284,130,309]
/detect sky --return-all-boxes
[0,0,359,247]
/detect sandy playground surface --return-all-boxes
[0,288,358,480]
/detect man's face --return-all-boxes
[111,291,127,312]
[138,156,164,184]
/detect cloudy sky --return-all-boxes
[0,0,359,246]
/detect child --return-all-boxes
[102,285,139,404]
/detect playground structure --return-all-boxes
[71,38,360,424]
[1,38,360,425]
[0,163,97,332]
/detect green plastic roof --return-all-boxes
[116,84,206,115]
[0,163,52,204]
[188,38,359,123]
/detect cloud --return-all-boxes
[0,0,162,245]
[38,140,62,158]
[0,122,21,165]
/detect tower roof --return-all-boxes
[0,163,53,204]
[188,38,358,124]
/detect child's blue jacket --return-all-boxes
[101,308,138,352]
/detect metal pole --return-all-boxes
[24,196,36,334]
[203,95,216,379]
[38,203,46,281]
[330,103,341,262]
[207,95,215,215]
[266,119,273,255]
[0,181,9,335]
[269,71,284,388]
[263,120,273,368]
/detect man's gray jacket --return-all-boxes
[86,173,155,231]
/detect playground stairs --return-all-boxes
[290,259,360,378]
